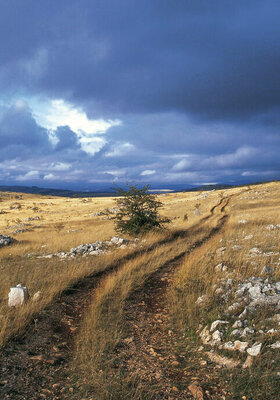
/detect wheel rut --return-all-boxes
[113,196,233,399]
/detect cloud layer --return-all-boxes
[0,1,279,188]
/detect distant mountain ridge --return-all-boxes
[0,185,114,197]
[0,180,276,198]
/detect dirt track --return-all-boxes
[116,197,232,399]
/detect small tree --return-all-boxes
[114,184,170,235]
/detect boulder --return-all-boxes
[8,284,29,307]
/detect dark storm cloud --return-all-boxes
[0,1,280,120]
[0,104,84,162]
[0,103,53,163]
[55,126,80,151]
[0,1,279,188]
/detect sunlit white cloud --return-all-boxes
[48,162,71,171]
[105,142,135,157]
[105,169,126,177]
[78,135,106,155]
[140,169,156,176]
[172,158,192,171]
[32,98,121,134]
[16,170,40,181]
[43,173,56,180]
[16,97,122,155]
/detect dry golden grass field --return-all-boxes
[0,182,279,399]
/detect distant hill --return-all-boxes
[0,180,277,198]
[0,185,114,198]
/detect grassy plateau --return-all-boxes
[0,182,279,399]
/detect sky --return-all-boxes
[0,0,279,190]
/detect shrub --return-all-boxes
[114,184,170,235]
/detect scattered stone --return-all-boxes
[212,330,223,343]
[270,341,280,349]
[188,383,204,400]
[232,320,243,329]
[244,234,253,240]
[216,247,227,256]
[233,340,249,352]
[37,236,138,259]
[238,307,248,320]
[12,228,31,234]
[196,294,209,305]
[110,236,129,245]
[241,327,254,337]
[206,352,240,368]
[210,320,229,332]
[8,284,29,307]
[231,329,242,337]
[215,263,228,272]
[223,340,248,352]
[261,265,274,276]
[228,303,241,313]
[32,291,41,301]
[91,211,105,217]
[25,216,40,221]
[247,342,262,357]
[0,235,16,247]
[249,247,263,256]
[232,245,242,250]
[238,219,247,224]
[200,326,211,344]
[266,224,280,230]
[223,341,235,351]
[215,287,224,295]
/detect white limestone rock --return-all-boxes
[196,294,209,305]
[216,247,226,255]
[270,341,280,349]
[8,284,29,307]
[210,320,229,332]
[212,330,223,343]
[247,342,262,357]
[228,302,241,313]
[232,320,243,329]
[244,234,253,240]
[215,263,228,272]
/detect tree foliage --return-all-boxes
[114,184,170,235]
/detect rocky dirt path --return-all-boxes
[115,197,233,399]
[0,196,233,400]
